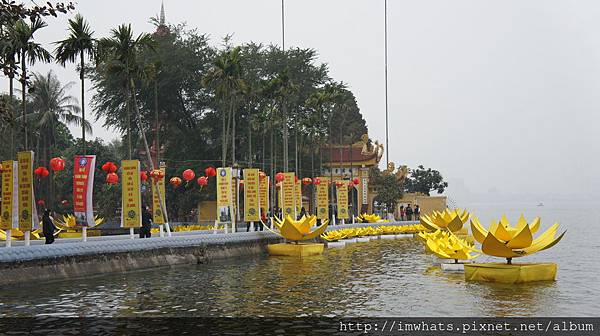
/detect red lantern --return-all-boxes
[275,172,284,182]
[34,167,49,178]
[182,169,195,182]
[106,172,119,184]
[348,181,355,188]
[302,177,312,185]
[259,171,266,180]
[102,162,117,173]
[150,169,165,183]
[49,157,65,172]
[313,177,321,185]
[353,177,360,185]
[294,175,299,184]
[204,166,217,177]
[37,199,45,207]
[335,181,344,188]
[61,199,69,206]
[140,171,148,182]
[197,176,208,186]
[170,177,182,188]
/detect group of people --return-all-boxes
[399,204,420,221]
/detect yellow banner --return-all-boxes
[17,151,37,231]
[316,177,329,220]
[121,160,142,228]
[152,162,166,224]
[281,172,296,217]
[337,180,349,219]
[1,160,17,230]
[243,169,260,222]
[216,167,233,223]
[259,175,269,215]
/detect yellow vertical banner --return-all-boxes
[316,177,329,220]
[17,151,38,231]
[337,181,349,219]
[281,172,296,217]
[243,169,260,222]
[121,160,142,228]
[296,180,302,215]
[152,162,166,224]
[216,167,233,223]
[259,175,269,216]
[1,160,17,230]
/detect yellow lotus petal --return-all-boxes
[516,214,527,229]
[303,220,330,240]
[527,223,559,251]
[506,223,533,249]
[280,220,305,240]
[446,215,464,232]
[523,230,566,255]
[420,217,439,232]
[500,215,512,229]
[482,232,520,258]
[470,217,488,244]
[529,217,541,234]
[494,219,516,242]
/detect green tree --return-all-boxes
[11,17,51,150]
[54,13,95,154]
[404,165,448,196]
[371,167,404,213]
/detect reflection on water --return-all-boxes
[0,201,599,317]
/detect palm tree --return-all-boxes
[11,17,51,151]
[1,17,19,157]
[97,24,154,159]
[202,46,247,166]
[54,14,95,154]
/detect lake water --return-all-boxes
[0,201,598,317]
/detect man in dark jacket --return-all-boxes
[141,206,153,238]
[42,209,56,244]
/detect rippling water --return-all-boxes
[1,201,598,317]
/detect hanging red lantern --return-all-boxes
[140,171,148,182]
[302,177,312,185]
[313,177,321,185]
[37,199,45,207]
[204,166,217,177]
[182,169,195,182]
[197,176,208,186]
[259,171,267,180]
[102,162,117,173]
[348,181,355,188]
[275,172,284,182]
[34,167,50,178]
[150,169,165,183]
[49,157,65,172]
[170,177,182,188]
[61,199,69,206]
[106,172,119,184]
[353,177,360,185]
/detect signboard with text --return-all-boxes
[121,160,141,228]
[1,160,18,230]
[17,151,38,231]
[216,167,233,223]
[152,162,167,224]
[73,155,96,226]
[316,177,329,220]
[337,180,349,219]
[281,172,296,217]
[243,169,260,222]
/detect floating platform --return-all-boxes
[325,241,346,248]
[441,262,473,272]
[395,234,413,239]
[341,238,357,243]
[464,263,557,283]
[267,243,324,257]
[379,235,396,240]
[356,237,370,242]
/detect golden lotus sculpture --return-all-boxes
[357,213,386,223]
[420,208,469,233]
[466,215,566,283]
[418,230,479,262]
[267,215,329,256]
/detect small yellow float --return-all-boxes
[266,215,329,257]
[465,215,566,283]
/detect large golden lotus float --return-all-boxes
[420,208,471,237]
[466,215,566,283]
[417,230,479,272]
[266,215,329,257]
[53,214,104,238]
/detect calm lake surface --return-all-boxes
[1,201,598,317]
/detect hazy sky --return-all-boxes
[3,0,599,198]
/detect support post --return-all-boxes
[332,214,336,226]
[341,218,345,225]
[159,224,164,237]
[165,222,172,237]
[24,231,30,246]
[251,221,255,232]
[214,220,218,234]
[6,230,11,247]
[130,227,135,239]
[82,227,87,242]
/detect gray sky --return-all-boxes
[3,0,599,199]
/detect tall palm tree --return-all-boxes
[11,17,51,151]
[97,24,154,160]
[202,47,247,167]
[1,17,19,157]
[54,14,95,154]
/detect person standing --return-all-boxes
[406,204,414,221]
[42,209,57,244]
[399,205,405,221]
[414,205,421,220]
[141,206,153,238]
